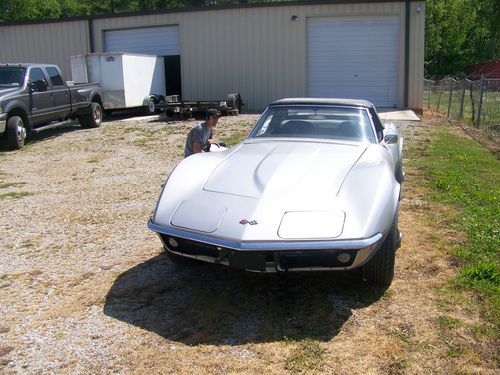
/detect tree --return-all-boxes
[425,0,499,76]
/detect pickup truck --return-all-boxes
[0,63,103,149]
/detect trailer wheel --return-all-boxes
[156,95,165,113]
[80,102,102,128]
[144,98,156,115]
[227,93,243,112]
[6,115,27,149]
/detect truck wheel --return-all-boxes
[80,102,102,128]
[6,115,27,150]
[361,216,398,286]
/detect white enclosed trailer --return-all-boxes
[70,52,165,114]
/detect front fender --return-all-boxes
[337,145,400,239]
[4,99,30,118]
[152,147,238,226]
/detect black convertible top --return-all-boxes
[270,98,375,109]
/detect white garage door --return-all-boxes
[308,16,400,107]
[104,26,180,56]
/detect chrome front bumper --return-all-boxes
[148,219,385,272]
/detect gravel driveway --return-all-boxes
[0,114,495,374]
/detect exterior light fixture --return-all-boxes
[291,15,299,21]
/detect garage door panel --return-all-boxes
[307,16,400,107]
[104,26,180,56]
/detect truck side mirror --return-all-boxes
[30,80,48,92]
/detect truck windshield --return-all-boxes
[0,67,26,88]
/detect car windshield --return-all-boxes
[0,67,26,88]
[249,105,376,143]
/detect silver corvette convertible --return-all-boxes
[148,98,403,285]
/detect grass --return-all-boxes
[220,120,254,147]
[0,191,33,200]
[0,182,25,189]
[420,130,499,327]
[284,339,325,374]
[437,315,461,330]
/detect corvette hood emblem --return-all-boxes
[239,219,258,225]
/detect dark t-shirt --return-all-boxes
[184,122,213,157]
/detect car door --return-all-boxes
[28,67,54,125]
[45,66,70,120]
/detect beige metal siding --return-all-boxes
[92,2,411,110]
[0,2,425,111]
[408,1,425,111]
[0,21,89,79]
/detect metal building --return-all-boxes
[0,1,425,111]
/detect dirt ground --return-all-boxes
[0,113,497,374]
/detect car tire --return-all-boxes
[80,102,102,129]
[362,216,398,286]
[6,115,27,150]
[395,160,404,183]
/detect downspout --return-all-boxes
[404,1,410,108]
[88,18,95,53]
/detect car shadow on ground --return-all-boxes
[0,122,84,152]
[104,253,387,345]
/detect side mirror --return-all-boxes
[29,80,48,92]
[383,133,398,144]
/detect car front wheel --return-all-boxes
[362,216,398,286]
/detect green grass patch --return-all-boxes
[284,339,325,373]
[221,132,249,147]
[421,130,499,326]
[0,182,25,189]
[0,191,33,200]
[437,315,461,330]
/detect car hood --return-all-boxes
[0,87,21,101]
[154,139,399,241]
[203,140,368,199]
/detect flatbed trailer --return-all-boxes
[165,93,243,119]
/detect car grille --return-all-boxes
[160,234,358,271]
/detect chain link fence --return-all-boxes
[424,76,500,136]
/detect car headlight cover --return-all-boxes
[278,210,345,239]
